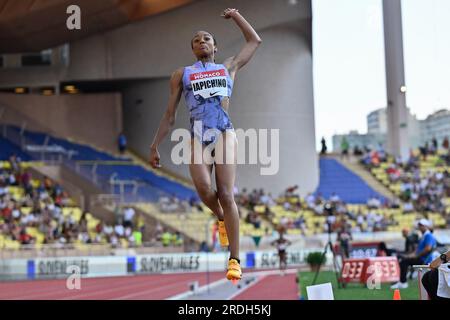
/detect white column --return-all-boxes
[383,0,409,160]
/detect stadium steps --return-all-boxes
[2,125,197,201]
[134,202,270,246]
[315,156,386,204]
[330,155,395,201]
[42,129,195,192]
[124,148,195,190]
[134,202,213,244]
[0,136,31,161]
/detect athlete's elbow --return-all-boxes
[165,112,176,126]
[247,37,261,46]
[253,36,262,45]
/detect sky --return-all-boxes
[312,0,450,151]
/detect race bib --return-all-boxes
[190,69,228,99]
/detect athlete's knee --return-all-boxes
[217,189,235,209]
[196,183,215,200]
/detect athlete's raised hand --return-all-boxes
[221,8,261,78]
[221,8,239,19]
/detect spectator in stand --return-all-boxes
[330,192,340,204]
[117,132,127,155]
[8,154,21,174]
[313,200,324,215]
[279,216,289,230]
[235,187,249,208]
[352,145,361,156]
[320,137,327,155]
[432,137,438,154]
[390,197,401,209]
[377,144,387,162]
[154,222,163,242]
[172,231,184,246]
[360,148,373,167]
[161,229,172,247]
[135,212,145,235]
[403,200,414,213]
[123,206,135,228]
[370,150,380,167]
[294,214,306,234]
[387,164,401,182]
[114,223,125,239]
[340,137,349,161]
[422,142,428,156]
[356,210,365,231]
[189,196,203,212]
[199,241,209,252]
[367,196,381,209]
[305,193,315,209]
[285,185,299,198]
[19,227,34,245]
[132,229,143,247]
[443,136,449,150]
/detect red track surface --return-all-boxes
[232,273,299,300]
[0,272,224,300]
[0,269,299,300]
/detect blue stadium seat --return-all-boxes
[1,125,197,201]
[0,136,31,161]
[314,158,385,204]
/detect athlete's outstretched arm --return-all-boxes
[149,68,183,168]
[222,8,262,76]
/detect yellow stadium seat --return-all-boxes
[120,238,128,248]
[254,205,266,213]
[287,229,300,235]
[25,227,38,237]
[4,239,21,250]
[31,180,40,188]
[1,162,11,169]
[21,207,31,215]
[35,233,45,244]
[87,220,98,230]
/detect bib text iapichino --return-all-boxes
[190,69,228,99]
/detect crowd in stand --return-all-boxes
[151,139,449,247]
[152,221,184,247]
[361,141,449,216]
[224,139,449,236]
[3,135,449,251]
[0,154,152,249]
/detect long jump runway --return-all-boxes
[0,269,299,300]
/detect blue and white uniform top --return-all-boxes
[182,60,234,145]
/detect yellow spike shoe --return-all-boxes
[226,258,242,282]
[218,220,229,247]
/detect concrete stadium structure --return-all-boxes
[0,0,318,196]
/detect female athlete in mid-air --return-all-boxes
[149,8,262,282]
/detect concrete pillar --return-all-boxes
[383,0,409,160]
